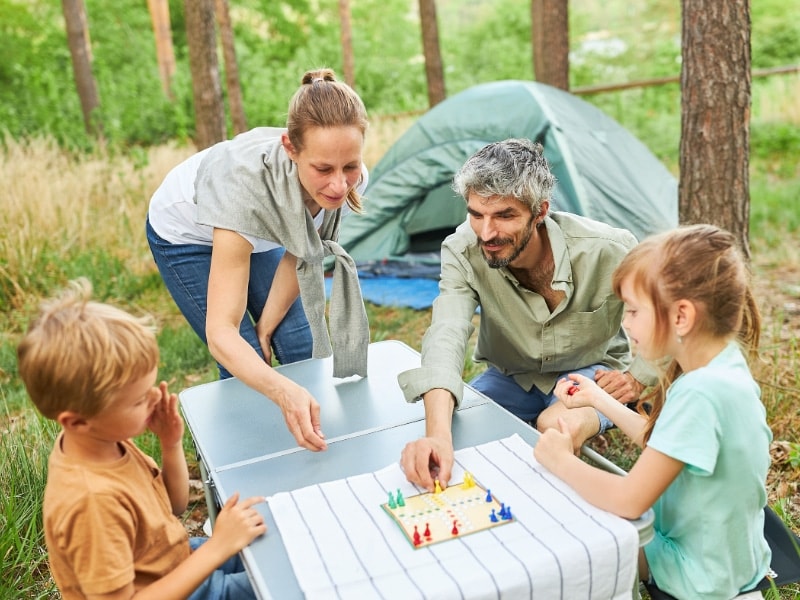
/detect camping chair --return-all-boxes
[645,506,800,599]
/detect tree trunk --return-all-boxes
[62,0,101,135]
[679,0,752,258]
[531,0,569,90]
[215,0,247,134]
[148,0,176,100]
[338,0,355,89]
[185,0,226,149]
[418,0,446,107]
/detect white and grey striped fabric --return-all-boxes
[270,434,639,600]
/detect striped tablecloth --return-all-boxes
[269,434,639,600]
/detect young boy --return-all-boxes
[17,278,267,599]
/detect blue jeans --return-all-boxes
[469,364,614,433]
[187,537,257,600]
[146,217,313,378]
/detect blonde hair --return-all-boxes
[17,278,160,419]
[286,68,369,212]
[612,224,761,443]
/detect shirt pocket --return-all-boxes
[556,298,620,367]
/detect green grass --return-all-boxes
[0,407,59,598]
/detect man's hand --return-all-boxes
[148,381,184,449]
[273,378,327,451]
[594,369,644,404]
[400,435,454,492]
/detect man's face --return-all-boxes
[467,193,537,268]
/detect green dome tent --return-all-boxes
[340,80,678,263]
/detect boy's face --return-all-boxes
[86,367,160,442]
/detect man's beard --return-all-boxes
[479,215,535,268]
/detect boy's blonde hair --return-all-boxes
[17,278,160,420]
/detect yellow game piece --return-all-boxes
[434,479,442,494]
[464,472,474,488]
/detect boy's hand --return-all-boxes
[211,492,268,554]
[148,381,184,448]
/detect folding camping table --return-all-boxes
[180,340,654,599]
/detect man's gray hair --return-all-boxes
[452,138,556,213]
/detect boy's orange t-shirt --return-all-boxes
[43,433,191,598]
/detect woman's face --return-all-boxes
[283,126,364,214]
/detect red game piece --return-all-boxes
[413,525,422,546]
[451,520,459,535]
[424,523,431,538]
[567,383,578,396]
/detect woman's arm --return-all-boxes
[255,251,300,364]
[206,228,327,451]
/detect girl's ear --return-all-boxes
[674,299,697,337]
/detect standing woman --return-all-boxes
[146,68,370,452]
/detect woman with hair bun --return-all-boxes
[146,68,370,452]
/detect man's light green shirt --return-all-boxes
[398,212,655,406]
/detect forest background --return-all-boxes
[1,0,799,597]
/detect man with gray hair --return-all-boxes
[398,138,655,491]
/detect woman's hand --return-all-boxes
[255,323,273,366]
[272,376,327,451]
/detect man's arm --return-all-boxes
[400,388,456,491]
[398,242,479,490]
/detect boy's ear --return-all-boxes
[57,411,89,431]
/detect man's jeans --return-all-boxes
[187,537,257,599]
[469,364,614,432]
[146,217,312,378]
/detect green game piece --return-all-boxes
[388,491,397,509]
[396,489,405,507]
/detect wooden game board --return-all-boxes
[381,476,513,549]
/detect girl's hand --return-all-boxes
[555,374,600,409]
[209,492,268,555]
[533,417,574,472]
[148,381,184,448]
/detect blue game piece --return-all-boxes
[485,489,492,502]
[498,503,506,518]
[503,505,512,520]
[489,509,499,522]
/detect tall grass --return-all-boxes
[0,406,59,598]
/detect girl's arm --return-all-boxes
[206,229,326,452]
[555,375,648,447]
[255,251,300,364]
[535,417,683,519]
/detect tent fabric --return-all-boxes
[339,80,678,263]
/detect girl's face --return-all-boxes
[283,126,364,215]
[619,278,658,360]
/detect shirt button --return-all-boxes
[545,357,551,361]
